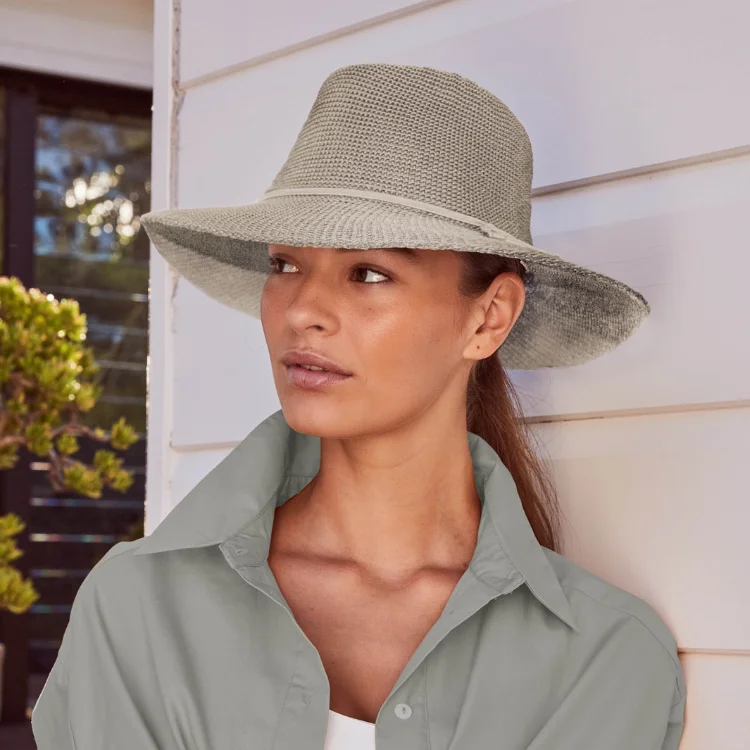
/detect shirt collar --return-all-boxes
[134,408,579,633]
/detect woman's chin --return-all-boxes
[279,396,356,438]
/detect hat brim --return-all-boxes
[140,194,649,370]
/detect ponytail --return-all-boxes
[460,253,565,552]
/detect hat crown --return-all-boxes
[266,63,534,245]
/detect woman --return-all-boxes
[31,63,686,750]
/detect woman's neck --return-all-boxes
[273,408,482,581]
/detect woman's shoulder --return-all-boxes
[75,538,152,597]
[541,547,685,701]
[74,539,145,599]
[65,540,150,623]
[71,537,224,610]
[542,547,676,641]
[56,538,240,677]
[542,547,678,644]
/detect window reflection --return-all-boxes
[34,113,151,434]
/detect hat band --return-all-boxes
[259,186,517,242]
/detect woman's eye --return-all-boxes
[268,257,390,284]
[352,267,391,284]
[269,257,297,274]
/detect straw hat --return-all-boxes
[140,62,648,370]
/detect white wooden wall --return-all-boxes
[148,1,750,747]
[0,0,153,87]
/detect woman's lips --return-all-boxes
[285,364,353,389]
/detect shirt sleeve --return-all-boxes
[659,675,687,750]
[30,659,76,750]
[29,544,168,750]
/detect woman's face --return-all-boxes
[261,244,524,438]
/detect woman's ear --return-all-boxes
[463,272,525,362]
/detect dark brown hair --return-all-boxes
[457,252,564,553]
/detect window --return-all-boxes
[0,65,151,725]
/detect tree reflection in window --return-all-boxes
[34,113,151,434]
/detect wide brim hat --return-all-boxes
[141,63,649,370]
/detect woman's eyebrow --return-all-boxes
[333,247,423,265]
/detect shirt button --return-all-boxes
[394,703,412,720]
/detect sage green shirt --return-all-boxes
[31,408,686,750]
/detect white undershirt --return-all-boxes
[324,710,376,750]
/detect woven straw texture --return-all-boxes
[141,62,649,370]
